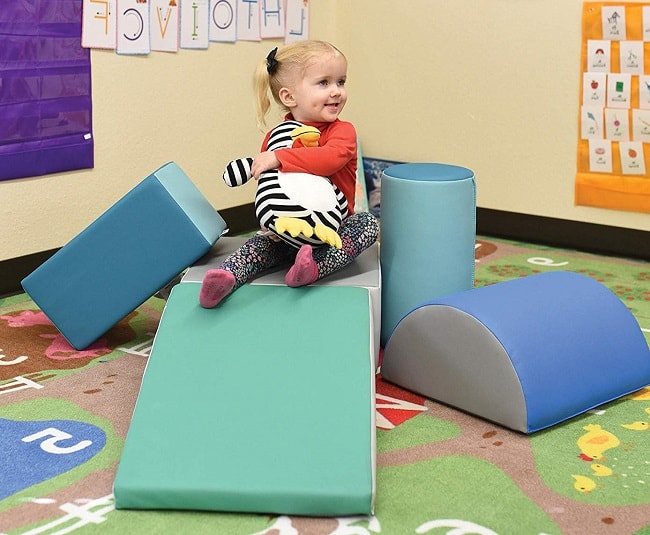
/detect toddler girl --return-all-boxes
[199,40,379,308]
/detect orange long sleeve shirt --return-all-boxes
[262,116,358,216]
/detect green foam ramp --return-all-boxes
[114,283,376,516]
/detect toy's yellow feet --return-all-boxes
[275,217,342,248]
[275,217,314,239]
[314,223,342,249]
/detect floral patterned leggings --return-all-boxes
[219,211,379,290]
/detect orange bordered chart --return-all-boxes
[577,2,650,214]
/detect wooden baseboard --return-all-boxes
[0,249,60,298]
[476,208,649,261]
[2,205,647,297]
[228,204,650,261]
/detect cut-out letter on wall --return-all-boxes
[260,0,284,39]
[151,0,180,52]
[181,0,210,49]
[237,0,261,41]
[117,0,151,55]
[82,0,117,49]
[285,0,309,43]
[210,0,237,42]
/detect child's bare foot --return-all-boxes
[199,269,235,308]
[285,245,319,287]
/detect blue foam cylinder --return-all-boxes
[379,163,476,346]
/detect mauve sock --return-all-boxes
[199,269,236,308]
[285,245,318,287]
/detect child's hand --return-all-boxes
[251,151,281,179]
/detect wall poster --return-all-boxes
[0,0,94,182]
[577,2,650,214]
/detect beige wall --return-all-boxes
[2,0,648,262]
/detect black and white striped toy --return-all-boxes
[222,120,347,249]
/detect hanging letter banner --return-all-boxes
[576,2,650,213]
[0,0,94,182]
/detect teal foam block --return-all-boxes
[381,272,650,433]
[21,162,227,350]
[114,283,376,516]
[379,163,476,346]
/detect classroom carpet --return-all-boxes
[1,236,649,535]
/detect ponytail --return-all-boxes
[253,59,272,129]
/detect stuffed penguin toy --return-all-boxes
[222,120,347,249]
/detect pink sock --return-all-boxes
[199,269,236,308]
[285,245,319,288]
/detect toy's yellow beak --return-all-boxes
[291,126,321,147]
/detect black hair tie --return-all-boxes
[266,47,279,75]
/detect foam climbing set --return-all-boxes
[21,162,227,349]
[115,232,380,515]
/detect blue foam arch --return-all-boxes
[381,271,650,433]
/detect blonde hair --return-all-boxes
[253,40,345,129]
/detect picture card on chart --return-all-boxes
[588,139,613,173]
[587,40,611,72]
[581,106,604,140]
[644,6,650,41]
[632,108,650,142]
[640,75,650,109]
[605,108,630,141]
[607,73,632,108]
[619,40,644,74]
[619,141,646,174]
[601,6,626,41]
[583,72,607,106]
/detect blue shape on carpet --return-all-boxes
[0,418,106,499]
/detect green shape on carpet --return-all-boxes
[532,393,650,506]
[374,455,562,534]
[377,413,459,453]
[77,508,271,535]
[114,283,375,516]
